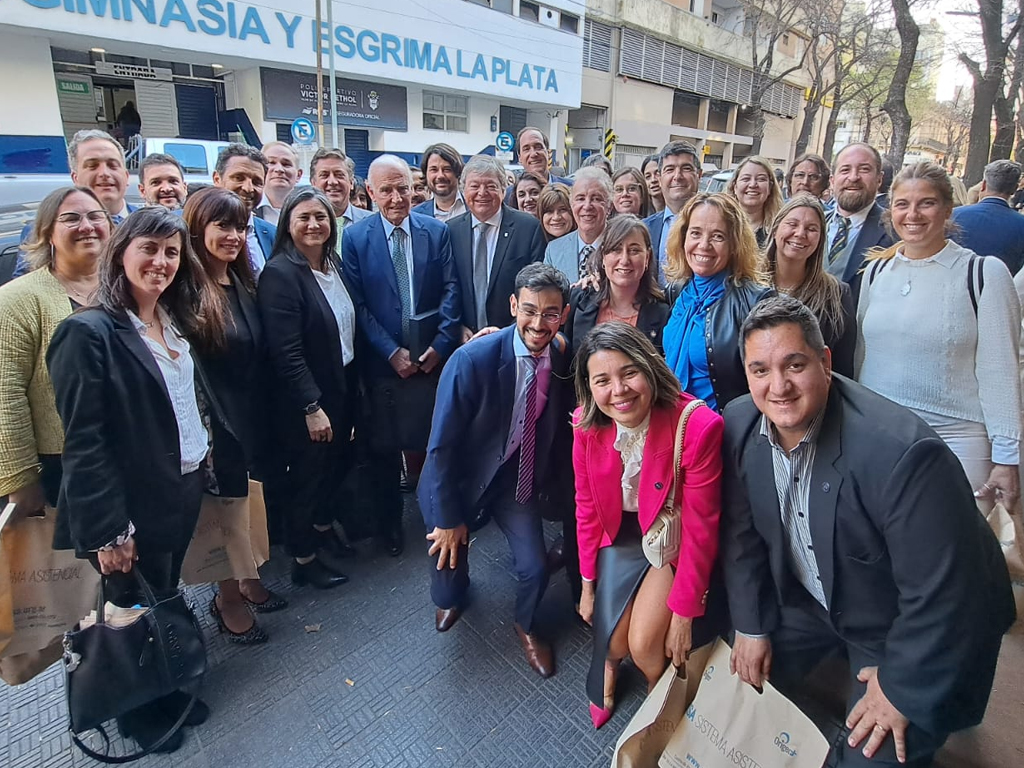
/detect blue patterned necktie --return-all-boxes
[515,356,539,504]
[390,227,412,340]
[828,216,850,265]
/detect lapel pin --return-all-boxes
[822,482,831,492]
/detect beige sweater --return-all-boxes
[0,269,72,494]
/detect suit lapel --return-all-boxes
[808,392,843,607]
[498,328,517,448]
[370,216,401,301]
[488,212,514,295]
[640,406,675,515]
[112,309,171,404]
[410,217,431,312]
[745,434,788,582]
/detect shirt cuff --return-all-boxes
[96,521,136,552]
[581,576,594,583]
[387,346,402,361]
[736,630,769,640]
[991,436,1019,466]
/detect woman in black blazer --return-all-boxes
[564,214,670,355]
[47,207,226,754]
[257,187,356,589]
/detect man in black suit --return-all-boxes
[824,143,893,284]
[447,155,546,340]
[721,295,1014,767]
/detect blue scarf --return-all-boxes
[664,272,728,410]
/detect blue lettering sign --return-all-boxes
[22,0,61,9]
[238,6,268,43]
[159,0,196,31]
[334,24,355,58]
[405,39,432,71]
[197,0,225,35]
[433,46,452,75]
[380,33,401,66]
[79,0,121,19]
[356,30,379,62]
[275,12,299,48]
[124,0,156,24]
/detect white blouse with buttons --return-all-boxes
[613,414,651,513]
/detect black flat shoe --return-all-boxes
[157,690,211,727]
[209,597,269,645]
[291,558,348,589]
[117,707,185,754]
[243,589,289,614]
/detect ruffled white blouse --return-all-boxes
[613,414,650,512]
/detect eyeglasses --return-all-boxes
[517,307,563,324]
[791,172,823,182]
[467,182,503,194]
[57,210,109,227]
[614,184,643,195]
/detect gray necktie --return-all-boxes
[390,228,412,340]
[474,221,490,329]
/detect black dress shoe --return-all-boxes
[435,606,462,632]
[546,536,566,573]
[157,690,211,727]
[291,558,348,589]
[382,529,404,557]
[316,527,357,559]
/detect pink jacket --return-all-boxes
[572,394,724,617]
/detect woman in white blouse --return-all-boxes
[856,161,1022,509]
[258,188,357,590]
[48,207,226,753]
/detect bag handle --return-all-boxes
[663,398,706,512]
[71,691,199,763]
[95,569,160,627]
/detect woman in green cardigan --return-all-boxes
[0,186,112,511]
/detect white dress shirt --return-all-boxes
[433,194,468,222]
[246,214,268,278]
[503,329,552,463]
[380,214,416,313]
[825,203,872,278]
[312,263,356,365]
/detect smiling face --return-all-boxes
[733,162,771,217]
[139,163,185,209]
[510,286,568,354]
[684,203,732,277]
[263,145,301,202]
[774,206,822,268]
[571,179,610,241]
[613,177,644,215]
[515,178,542,216]
[518,130,550,177]
[411,168,430,205]
[288,199,332,255]
[789,160,827,197]
[213,156,265,217]
[602,230,648,294]
[122,232,182,304]
[425,152,460,199]
[744,323,831,450]
[586,348,654,429]
[204,219,246,266]
[464,169,504,221]
[312,157,352,216]
[542,201,573,239]
[659,152,701,212]
[50,190,112,268]
[368,163,412,226]
[890,178,951,254]
[643,159,662,199]
[833,146,882,215]
[72,138,129,214]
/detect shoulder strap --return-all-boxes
[968,254,985,317]
[671,398,707,487]
[866,258,891,286]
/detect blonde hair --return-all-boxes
[664,193,764,286]
[23,186,111,270]
[726,156,784,229]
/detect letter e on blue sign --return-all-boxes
[291,117,316,145]
[495,131,515,152]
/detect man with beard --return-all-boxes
[138,153,186,210]
[309,147,372,232]
[418,263,573,678]
[414,143,467,221]
[825,143,893,284]
[212,143,276,276]
[256,141,303,225]
[642,140,702,279]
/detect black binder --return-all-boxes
[408,308,440,362]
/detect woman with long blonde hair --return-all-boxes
[726,156,784,247]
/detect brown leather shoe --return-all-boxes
[435,607,462,632]
[515,623,554,678]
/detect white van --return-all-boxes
[128,138,230,184]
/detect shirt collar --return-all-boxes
[114,202,130,220]
[835,202,873,227]
[512,327,552,360]
[435,192,465,213]
[380,213,411,241]
[126,305,175,336]
[760,408,824,452]
[664,208,676,222]
[471,207,503,230]
[895,239,958,268]
[577,232,602,252]
[614,413,651,449]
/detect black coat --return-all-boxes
[446,205,546,332]
[721,377,1015,736]
[565,286,670,356]
[257,249,353,447]
[47,307,226,556]
[819,280,856,378]
[665,278,772,411]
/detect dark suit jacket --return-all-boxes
[447,205,546,331]
[341,212,462,379]
[565,286,670,355]
[257,249,352,445]
[412,199,437,217]
[720,376,1015,736]
[417,325,574,530]
[46,307,227,556]
[831,202,893,283]
[951,196,1024,275]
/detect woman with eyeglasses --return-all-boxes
[726,156,784,247]
[0,187,111,522]
[611,167,653,218]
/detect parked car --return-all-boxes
[700,170,733,193]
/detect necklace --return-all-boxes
[53,272,96,304]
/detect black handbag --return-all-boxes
[63,570,207,763]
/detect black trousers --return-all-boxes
[284,421,352,559]
[769,597,947,768]
[430,458,549,632]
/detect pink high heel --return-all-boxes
[589,702,613,729]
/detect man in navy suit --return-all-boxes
[447,155,546,337]
[418,263,574,677]
[824,143,894,284]
[413,143,467,221]
[642,141,702,281]
[952,159,1024,275]
[343,155,462,557]
[213,143,277,277]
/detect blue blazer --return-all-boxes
[412,199,436,217]
[341,212,462,378]
[543,231,582,283]
[417,325,574,530]
[252,216,277,264]
[951,196,1024,276]
[643,210,671,283]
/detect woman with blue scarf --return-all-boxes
[662,194,770,412]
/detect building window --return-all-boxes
[561,13,579,33]
[423,91,468,132]
[520,1,539,23]
[711,12,719,24]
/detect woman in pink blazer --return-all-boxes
[573,322,724,729]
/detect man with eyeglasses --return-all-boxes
[786,153,831,204]
[642,141,702,280]
[342,155,461,558]
[418,263,574,678]
[446,155,546,339]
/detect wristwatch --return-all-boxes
[303,401,321,415]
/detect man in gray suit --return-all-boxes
[543,168,612,283]
[310,147,373,231]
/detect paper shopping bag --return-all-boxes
[612,662,692,768]
[248,479,270,568]
[181,493,262,584]
[0,504,99,662]
[0,634,63,685]
[660,639,829,768]
[985,501,1024,632]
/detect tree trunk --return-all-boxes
[822,91,844,164]
[795,90,821,157]
[881,0,919,168]
[749,104,766,156]
[992,40,1024,160]
[965,73,1002,183]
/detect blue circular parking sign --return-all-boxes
[291,117,316,145]
[496,131,515,152]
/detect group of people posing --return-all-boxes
[0,126,1018,766]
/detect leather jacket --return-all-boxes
[666,277,772,411]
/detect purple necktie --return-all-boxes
[515,356,539,504]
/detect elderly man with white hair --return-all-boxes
[543,167,613,283]
[341,155,462,557]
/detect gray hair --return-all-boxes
[67,129,124,171]
[367,154,411,187]
[739,295,826,364]
[983,160,1022,197]
[461,155,506,187]
[572,167,614,202]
